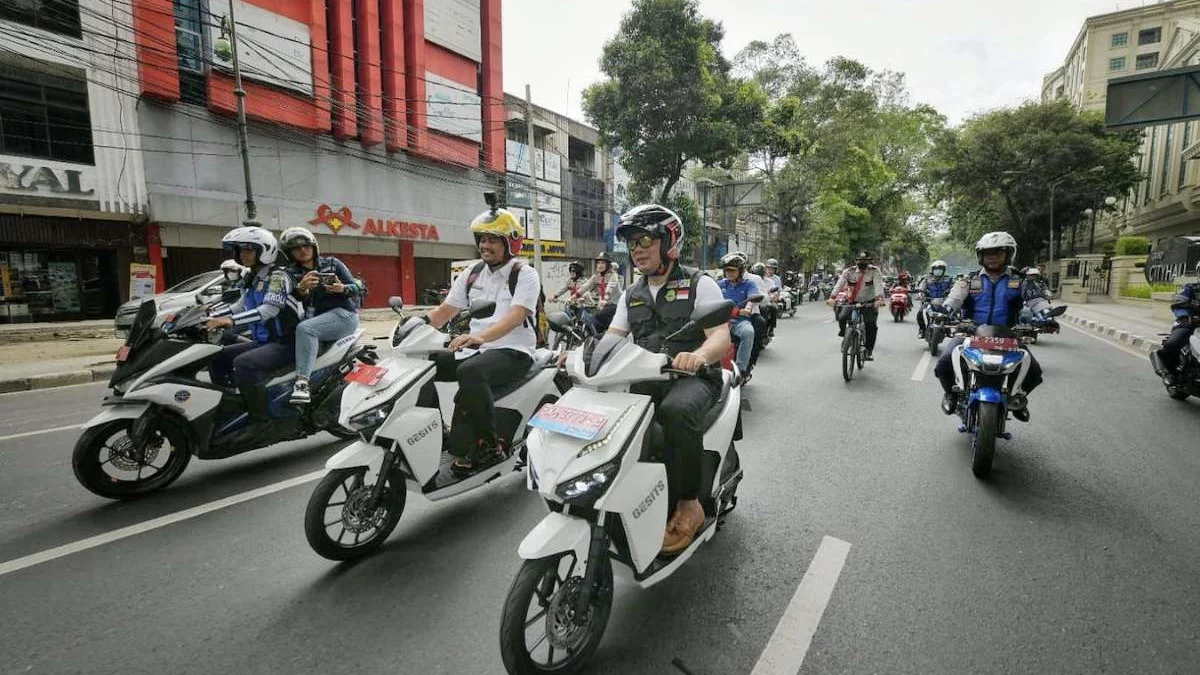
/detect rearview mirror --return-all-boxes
[547,311,572,333]
[221,289,241,304]
[388,296,404,313]
[468,299,497,319]
[690,300,735,329]
[748,294,764,304]
[1047,305,1067,317]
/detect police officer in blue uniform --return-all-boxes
[206,227,301,443]
[1152,262,1200,385]
[915,259,954,340]
[933,232,1050,422]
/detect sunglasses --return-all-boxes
[624,233,660,250]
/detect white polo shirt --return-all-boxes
[446,258,541,358]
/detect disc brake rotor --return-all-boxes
[546,576,591,652]
[107,434,162,472]
[341,485,389,534]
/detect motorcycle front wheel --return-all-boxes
[928,327,941,356]
[971,402,1000,479]
[72,416,193,499]
[304,467,407,560]
[500,552,613,675]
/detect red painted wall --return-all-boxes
[148,224,166,292]
[480,0,505,172]
[134,0,180,101]
[425,42,476,88]
[327,0,357,139]
[402,0,428,154]
[336,252,402,309]
[380,0,407,151]
[355,0,384,147]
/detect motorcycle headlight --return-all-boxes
[556,459,620,505]
[346,402,394,431]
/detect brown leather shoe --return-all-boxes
[660,499,705,555]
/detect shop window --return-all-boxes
[0,60,94,164]
[0,0,81,39]
[0,250,115,321]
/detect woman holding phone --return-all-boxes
[279,226,361,405]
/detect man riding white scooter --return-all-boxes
[416,206,542,476]
[607,203,730,554]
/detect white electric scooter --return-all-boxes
[303,297,567,560]
[498,300,744,675]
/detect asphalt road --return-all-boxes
[1,303,1197,675]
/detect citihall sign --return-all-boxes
[309,204,441,241]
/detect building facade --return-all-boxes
[1043,0,1200,254]
[130,0,506,306]
[0,0,150,322]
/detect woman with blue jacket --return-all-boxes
[279,227,361,405]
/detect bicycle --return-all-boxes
[840,301,875,381]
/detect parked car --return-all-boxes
[114,270,227,337]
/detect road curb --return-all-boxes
[0,363,115,393]
[1062,311,1156,356]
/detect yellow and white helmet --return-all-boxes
[469,208,525,258]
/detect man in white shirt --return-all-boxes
[420,207,540,476]
[608,204,730,556]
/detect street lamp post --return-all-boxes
[1047,165,1104,268]
[214,1,258,226]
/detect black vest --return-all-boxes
[625,265,703,357]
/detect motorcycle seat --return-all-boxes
[492,351,555,400]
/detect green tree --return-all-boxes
[583,0,765,203]
[927,99,1143,264]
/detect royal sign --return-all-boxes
[310,205,441,241]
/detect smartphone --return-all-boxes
[317,272,338,286]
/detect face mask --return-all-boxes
[857,262,869,270]
[932,269,944,277]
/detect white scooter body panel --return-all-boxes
[517,512,591,564]
[338,356,435,427]
[494,367,560,430]
[126,343,222,392]
[325,440,384,481]
[390,323,449,357]
[265,330,363,387]
[1190,332,1200,356]
[380,407,442,486]
[566,338,669,391]
[702,371,740,469]
[84,402,151,427]
[117,383,223,421]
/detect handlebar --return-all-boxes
[660,363,713,378]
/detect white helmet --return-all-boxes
[975,231,1017,267]
[1025,267,1041,277]
[222,226,279,265]
[279,226,319,262]
[930,259,947,276]
[720,251,747,271]
[220,259,248,282]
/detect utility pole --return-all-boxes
[215,0,258,226]
[524,84,542,278]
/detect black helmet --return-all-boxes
[750,262,766,275]
[568,260,585,277]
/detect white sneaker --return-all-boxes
[290,379,311,405]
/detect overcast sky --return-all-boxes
[502,0,1142,126]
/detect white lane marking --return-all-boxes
[910,352,932,381]
[750,535,852,675]
[0,423,85,443]
[822,318,834,324]
[0,470,324,578]
[1060,321,1149,359]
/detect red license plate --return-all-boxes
[115,345,131,362]
[344,363,387,385]
[972,336,1021,352]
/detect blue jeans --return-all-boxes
[730,319,756,374]
[295,308,359,378]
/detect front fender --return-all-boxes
[970,387,1004,405]
[325,440,385,476]
[517,512,591,564]
[84,401,151,427]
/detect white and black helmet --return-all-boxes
[222,226,279,265]
[765,258,779,269]
[720,251,747,271]
[617,204,685,266]
[279,226,319,262]
[975,231,1017,267]
[930,259,947,276]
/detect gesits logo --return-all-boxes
[309,205,358,234]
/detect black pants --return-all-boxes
[748,314,767,368]
[917,304,928,332]
[838,306,879,351]
[593,304,617,334]
[420,348,532,456]
[934,337,1043,395]
[209,341,295,389]
[1159,324,1196,370]
[763,304,778,335]
[632,374,720,503]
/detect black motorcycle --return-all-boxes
[1150,317,1200,401]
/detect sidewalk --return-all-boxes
[1060,298,1168,355]
[0,309,428,393]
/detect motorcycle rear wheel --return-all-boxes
[304,467,407,560]
[971,402,1000,479]
[72,416,192,499]
[500,552,613,675]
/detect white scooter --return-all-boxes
[303,297,567,560]
[499,301,744,675]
